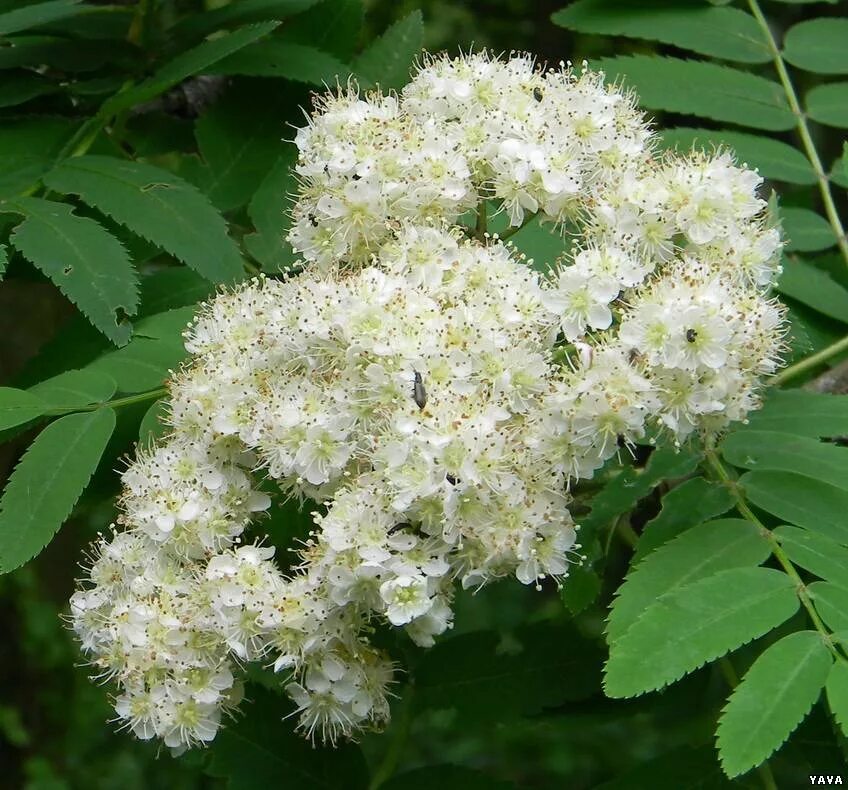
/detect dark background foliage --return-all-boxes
[1,1,847,788]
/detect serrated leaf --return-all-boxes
[809,582,848,633]
[277,0,362,60]
[741,470,848,544]
[213,40,349,83]
[608,519,770,643]
[138,398,169,447]
[415,622,602,721]
[8,197,138,346]
[722,430,848,491]
[658,127,816,185]
[717,630,832,777]
[0,387,47,430]
[245,149,298,272]
[194,89,291,212]
[832,143,848,189]
[596,55,794,131]
[44,156,244,284]
[381,766,515,790]
[552,1,769,63]
[560,561,601,614]
[101,22,279,116]
[353,10,423,90]
[0,0,84,35]
[28,368,116,409]
[206,685,368,790]
[774,526,848,585]
[778,257,848,322]
[636,477,735,560]
[781,208,836,252]
[783,18,848,75]
[0,408,115,573]
[133,306,195,340]
[604,567,799,698]
[86,336,186,393]
[581,444,701,538]
[806,82,848,129]
[826,660,848,737]
[738,390,848,437]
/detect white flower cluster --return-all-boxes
[71,52,785,751]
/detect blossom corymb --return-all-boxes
[70,51,786,751]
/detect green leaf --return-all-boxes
[778,256,848,322]
[781,208,836,252]
[0,387,47,430]
[717,630,832,777]
[552,1,769,63]
[741,470,848,544]
[137,268,215,316]
[138,398,169,447]
[604,567,799,698]
[806,82,848,129]
[560,562,601,615]
[44,156,244,284]
[608,519,770,643]
[206,685,368,790]
[832,143,848,189]
[0,71,58,107]
[194,89,291,212]
[658,127,816,185]
[415,622,601,721]
[213,40,349,83]
[826,660,848,737]
[809,581,848,632]
[596,55,794,131]
[28,368,116,409]
[635,477,735,560]
[245,149,298,272]
[722,430,848,491]
[101,22,280,116]
[171,0,318,43]
[774,526,848,585]
[382,767,515,790]
[0,0,84,35]
[133,306,195,340]
[353,10,423,90]
[8,197,138,346]
[277,0,362,61]
[783,18,848,75]
[739,390,848,437]
[0,244,6,278]
[86,336,186,394]
[0,408,115,573]
[581,444,701,538]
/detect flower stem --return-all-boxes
[369,686,414,789]
[475,200,487,240]
[497,211,537,242]
[772,334,848,385]
[44,387,168,416]
[748,0,848,269]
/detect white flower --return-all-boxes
[379,575,433,625]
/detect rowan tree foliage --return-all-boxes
[0,1,847,788]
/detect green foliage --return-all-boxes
[44,156,245,285]
[553,1,770,63]
[0,408,115,572]
[717,631,832,777]
[1,0,847,785]
[8,197,139,345]
[604,568,799,698]
[782,18,848,74]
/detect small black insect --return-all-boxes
[388,521,413,535]
[446,474,459,485]
[413,370,427,409]
[533,86,544,102]
[685,328,698,343]
[307,214,318,227]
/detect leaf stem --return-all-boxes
[747,0,848,268]
[705,447,847,664]
[369,686,414,790]
[772,334,848,385]
[44,387,167,416]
